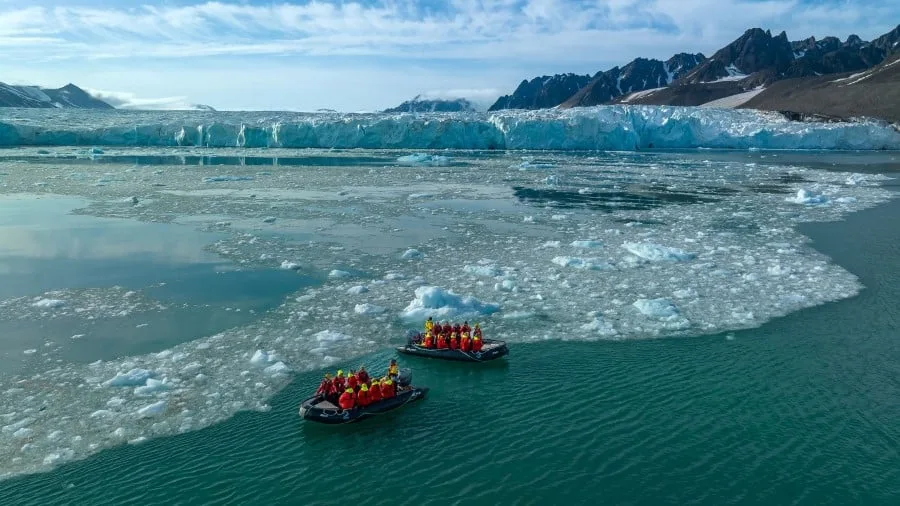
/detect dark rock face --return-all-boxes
[678,28,794,84]
[560,53,704,108]
[870,24,900,54]
[0,83,114,109]
[384,96,477,113]
[488,73,592,110]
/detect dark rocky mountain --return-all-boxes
[676,28,794,85]
[741,51,900,123]
[0,83,114,109]
[384,95,478,113]
[561,53,704,108]
[488,73,593,111]
[600,23,900,116]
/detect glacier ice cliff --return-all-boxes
[0,105,898,150]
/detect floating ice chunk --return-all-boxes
[835,197,857,203]
[541,241,561,248]
[314,330,352,343]
[494,279,518,292]
[407,193,433,199]
[137,401,167,418]
[280,260,301,270]
[673,288,698,299]
[384,272,405,280]
[23,349,37,355]
[552,256,614,270]
[202,176,254,183]
[502,310,535,320]
[328,269,351,279]
[633,298,680,319]
[263,362,291,376]
[262,216,276,223]
[571,240,603,248]
[401,249,423,260]
[90,410,113,418]
[103,368,155,387]
[134,378,170,396]
[347,285,369,295]
[250,350,272,366]
[401,286,500,321]
[106,397,126,408]
[32,298,65,309]
[13,427,33,439]
[464,264,502,277]
[397,153,451,165]
[787,189,828,205]
[2,418,34,434]
[623,242,695,262]
[581,316,619,337]
[43,449,74,466]
[354,303,387,315]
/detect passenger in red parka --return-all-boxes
[338,388,355,410]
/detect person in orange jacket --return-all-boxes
[347,371,359,391]
[357,383,370,407]
[473,323,483,339]
[316,373,333,397]
[448,332,459,350]
[381,377,395,399]
[472,334,483,352]
[387,359,399,379]
[369,380,382,403]
[423,331,434,348]
[333,370,346,392]
[437,333,447,349]
[460,331,471,351]
[357,366,370,385]
[338,387,355,410]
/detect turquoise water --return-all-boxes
[0,150,898,505]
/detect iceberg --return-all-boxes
[401,286,500,321]
[0,106,898,150]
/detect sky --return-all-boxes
[0,0,898,111]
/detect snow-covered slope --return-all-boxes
[0,106,898,150]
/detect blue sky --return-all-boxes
[0,0,897,111]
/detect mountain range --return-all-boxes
[0,83,114,109]
[489,24,900,121]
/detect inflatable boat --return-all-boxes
[298,368,427,424]
[396,338,509,362]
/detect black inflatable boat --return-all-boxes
[396,337,509,362]
[298,368,428,424]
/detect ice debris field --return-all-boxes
[0,118,897,481]
[0,105,900,151]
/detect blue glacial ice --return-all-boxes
[0,106,899,150]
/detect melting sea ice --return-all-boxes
[0,144,895,480]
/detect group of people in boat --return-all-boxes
[315,359,402,411]
[415,317,484,352]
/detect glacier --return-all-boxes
[0,105,899,150]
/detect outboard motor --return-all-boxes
[397,368,412,387]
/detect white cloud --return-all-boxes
[83,88,213,111]
[0,1,895,64]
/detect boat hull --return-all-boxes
[396,339,509,362]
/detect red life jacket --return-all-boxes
[448,337,458,350]
[460,336,471,351]
[369,384,382,402]
[357,389,370,407]
[382,383,395,398]
[348,375,359,390]
[316,379,333,396]
[472,337,483,352]
[358,370,370,384]
[437,335,447,349]
[441,324,452,335]
[461,324,471,334]
[424,334,434,348]
[453,325,462,335]
[474,328,483,338]
[334,377,345,391]
[338,391,354,410]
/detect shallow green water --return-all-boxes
[1,185,898,505]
